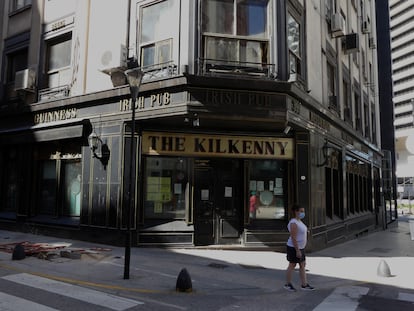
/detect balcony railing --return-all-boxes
[141,61,178,83]
[199,58,276,79]
[38,85,70,102]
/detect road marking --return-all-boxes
[0,292,59,311]
[2,273,143,311]
[313,286,369,311]
[0,262,161,294]
[398,292,414,302]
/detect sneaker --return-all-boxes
[284,283,296,292]
[301,284,315,291]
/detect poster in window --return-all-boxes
[249,180,257,191]
[225,186,232,198]
[257,181,265,192]
[269,180,274,191]
[154,202,163,213]
[174,183,182,194]
[201,189,209,201]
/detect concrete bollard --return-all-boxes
[176,268,192,292]
[12,244,26,260]
[377,259,392,277]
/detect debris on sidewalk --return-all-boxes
[0,241,70,256]
[0,241,112,261]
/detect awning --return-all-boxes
[0,119,92,144]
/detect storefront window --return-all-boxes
[63,161,82,216]
[37,148,82,219]
[248,160,287,220]
[39,161,57,215]
[144,157,188,219]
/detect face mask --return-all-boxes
[299,212,305,219]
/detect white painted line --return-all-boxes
[399,292,414,302]
[2,273,143,311]
[313,286,369,311]
[0,291,59,311]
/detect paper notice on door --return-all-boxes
[201,189,209,201]
[225,186,232,198]
[174,183,182,194]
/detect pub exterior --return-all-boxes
[0,0,389,250]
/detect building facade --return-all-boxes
[390,0,414,201]
[0,0,385,250]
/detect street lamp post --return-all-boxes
[124,67,144,280]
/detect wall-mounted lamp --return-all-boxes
[283,125,292,135]
[316,141,339,167]
[88,131,110,168]
[184,113,200,127]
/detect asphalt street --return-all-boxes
[0,217,413,310]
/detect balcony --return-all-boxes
[200,35,276,79]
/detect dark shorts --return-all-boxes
[286,245,306,263]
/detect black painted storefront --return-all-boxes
[0,76,384,249]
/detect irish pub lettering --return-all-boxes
[143,132,294,159]
[119,92,171,112]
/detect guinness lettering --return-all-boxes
[143,132,294,160]
[34,108,77,124]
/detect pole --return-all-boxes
[124,96,136,280]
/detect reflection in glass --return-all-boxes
[237,0,267,37]
[202,0,234,34]
[39,161,57,215]
[63,161,82,216]
[205,37,238,61]
[48,37,72,71]
[248,160,287,220]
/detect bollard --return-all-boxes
[377,259,392,277]
[176,268,192,292]
[12,244,26,260]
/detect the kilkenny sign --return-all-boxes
[142,132,294,159]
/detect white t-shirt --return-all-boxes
[287,218,308,249]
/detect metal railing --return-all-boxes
[199,58,277,79]
[38,85,70,102]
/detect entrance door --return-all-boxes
[194,159,243,245]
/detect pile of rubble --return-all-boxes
[0,241,111,261]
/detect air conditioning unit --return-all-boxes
[362,20,371,34]
[368,36,376,49]
[342,33,359,54]
[330,13,345,38]
[99,44,127,74]
[14,68,36,92]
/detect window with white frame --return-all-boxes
[45,33,72,88]
[10,0,31,12]
[140,0,179,69]
[201,0,270,70]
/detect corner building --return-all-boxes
[0,0,386,250]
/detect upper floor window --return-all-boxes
[41,32,72,97]
[47,34,72,73]
[140,0,179,70]
[287,13,301,77]
[201,0,271,75]
[10,0,31,12]
[6,49,28,83]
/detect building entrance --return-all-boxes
[194,158,243,245]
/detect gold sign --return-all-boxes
[142,132,294,159]
[34,108,77,124]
